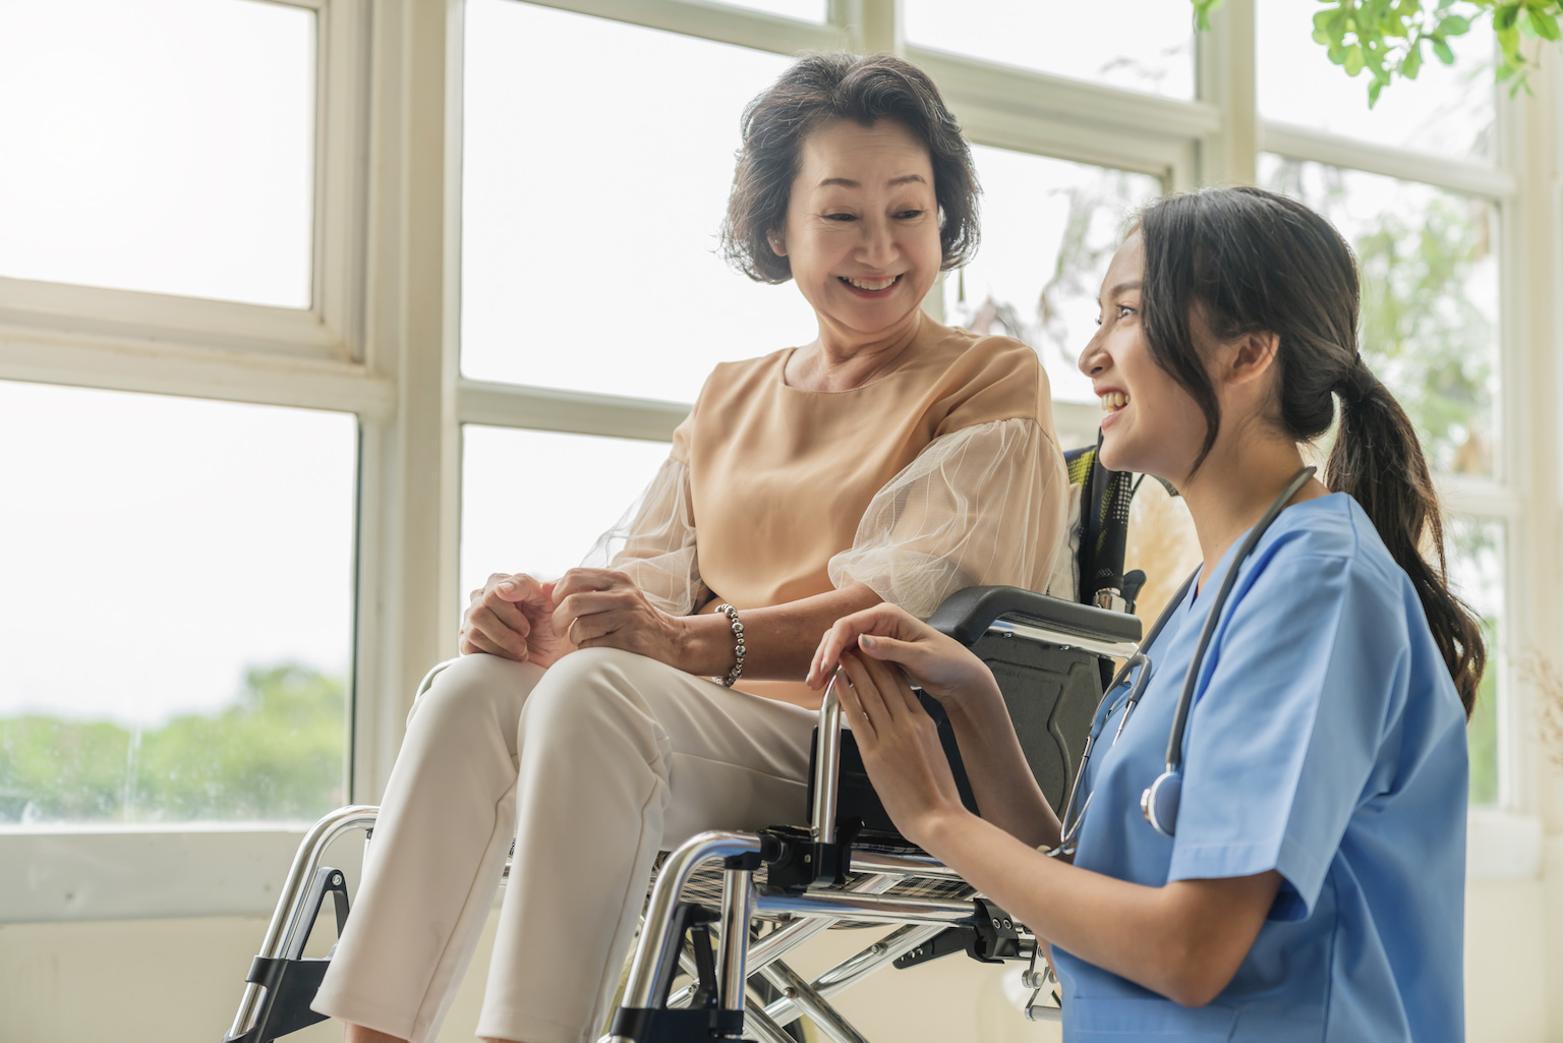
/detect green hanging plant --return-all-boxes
[1193,0,1562,106]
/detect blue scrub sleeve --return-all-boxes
[1164,552,1401,921]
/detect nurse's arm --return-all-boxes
[919,810,1282,1008]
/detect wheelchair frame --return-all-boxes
[222,591,1142,1043]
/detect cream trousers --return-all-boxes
[310,647,818,1043]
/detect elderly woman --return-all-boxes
[312,53,1068,1043]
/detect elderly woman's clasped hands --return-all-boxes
[460,568,695,669]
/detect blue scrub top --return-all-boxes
[1053,493,1468,1041]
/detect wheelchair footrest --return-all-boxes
[224,865,350,1043]
[223,955,332,1043]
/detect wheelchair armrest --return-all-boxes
[926,585,1142,649]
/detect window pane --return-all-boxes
[715,0,826,20]
[0,383,355,826]
[0,0,315,307]
[944,145,1162,404]
[461,426,673,611]
[906,0,1194,99]
[1260,157,1499,477]
[461,1,816,403]
[1257,0,1495,158]
[1448,517,1503,805]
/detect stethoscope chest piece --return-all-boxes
[1140,769,1182,837]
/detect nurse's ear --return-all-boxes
[1214,329,1282,418]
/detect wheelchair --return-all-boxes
[222,439,1149,1043]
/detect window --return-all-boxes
[905,0,1195,99]
[0,382,356,826]
[1257,0,1495,159]
[945,145,1162,404]
[1259,157,1500,477]
[460,426,672,605]
[0,0,316,307]
[460,0,816,403]
[1449,517,1505,804]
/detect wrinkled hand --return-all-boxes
[551,568,688,667]
[460,572,576,668]
[807,602,1000,711]
[834,650,969,847]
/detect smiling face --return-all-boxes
[1078,232,1213,483]
[772,118,942,339]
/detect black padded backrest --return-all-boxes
[1064,434,1137,606]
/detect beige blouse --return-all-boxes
[581,317,1070,704]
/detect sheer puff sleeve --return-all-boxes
[578,416,708,617]
[827,417,1068,619]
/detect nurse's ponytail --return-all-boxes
[1138,186,1485,717]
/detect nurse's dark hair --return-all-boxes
[720,53,980,283]
[1136,186,1485,717]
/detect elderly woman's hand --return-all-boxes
[551,568,690,667]
[806,602,1000,713]
[460,572,576,668]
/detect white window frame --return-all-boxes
[1,0,1556,923]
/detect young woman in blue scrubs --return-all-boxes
[805,186,1485,1041]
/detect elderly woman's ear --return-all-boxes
[768,231,787,257]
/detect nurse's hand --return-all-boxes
[807,603,1001,711]
[833,650,970,847]
[551,567,687,667]
[461,572,576,667]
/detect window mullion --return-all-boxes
[1197,0,1257,187]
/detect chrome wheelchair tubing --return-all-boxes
[762,923,946,1029]
[716,869,756,1014]
[811,676,844,845]
[754,890,978,926]
[759,962,870,1043]
[848,851,964,880]
[225,803,380,1042]
[986,618,1140,661]
[666,873,900,1010]
[621,830,764,1011]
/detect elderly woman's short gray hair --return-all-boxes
[719,53,981,284]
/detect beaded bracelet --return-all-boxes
[715,603,746,688]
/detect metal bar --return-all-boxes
[756,890,978,926]
[225,804,380,1041]
[848,851,965,881]
[742,1003,800,1043]
[667,874,901,1010]
[987,618,1140,660]
[763,923,947,1029]
[760,962,870,1043]
[621,831,763,1010]
[717,869,755,1013]
[811,677,844,845]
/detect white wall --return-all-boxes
[1,874,1554,1043]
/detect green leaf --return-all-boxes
[1402,39,1424,77]
[1529,9,1561,41]
[1328,40,1350,64]
[1345,42,1367,74]
[1435,13,1471,36]
[1368,76,1387,107]
[1493,4,1521,32]
[1431,35,1456,63]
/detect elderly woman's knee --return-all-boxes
[405,652,541,737]
[520,647,659,737]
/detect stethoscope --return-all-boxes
[1047,465,1317,858]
